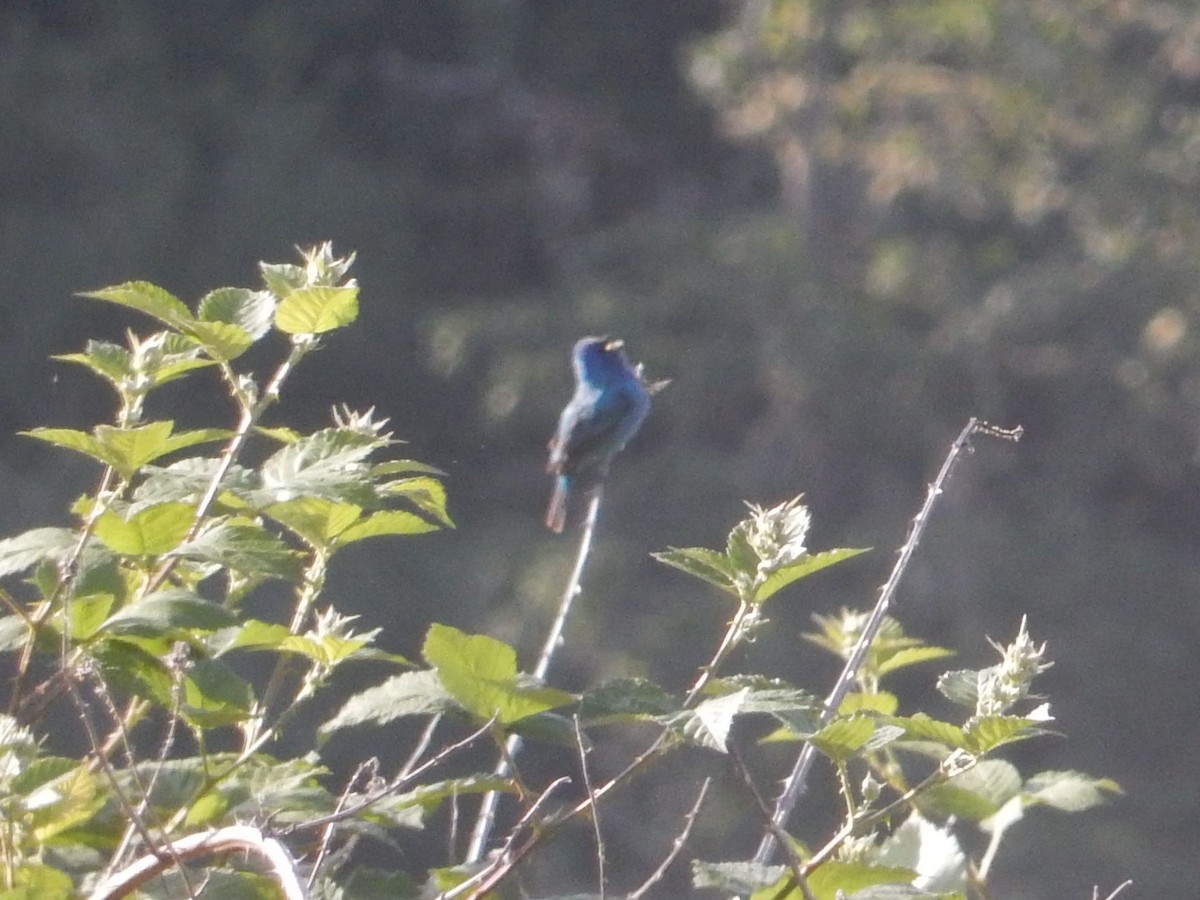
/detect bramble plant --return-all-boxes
[0,245,1118,900]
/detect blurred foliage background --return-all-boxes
[2,1,1197,896]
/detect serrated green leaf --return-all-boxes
[754,546,870,604]
[693,860,786,893]
[379,476,454,528]
[29,765,103,842]
[135,459,257,507]
[889,713,968,750]
[674,688,748,752]
[217,618,293,653]
[275,285,359,334]
[93,502,195,556]
[7,863,75,898]
[53,340,131,382]
[91,640,175,706]
[876,813,967,895]
[809,714,877,761]
[180,657,254,727]
[753,862,917,900]
[652,546,737,593]
[876,645,955,678]
[336,509,442,545]
[198,287,277,340]
[923,759,1022,821]
[180,319,254,362]
[80,281,193,329]
[0,527,79,577]
[21,427,111,469]
[423,624,575,725]
[936,669,982,707]
[172,519,301,579]
[725,521,760,578]
[259,261,306,297]
[68,593,116,641]
[579,678,680,724]
[258,428,382,506]
[964,714,1050,753]
[0,615,29,651]
[100,589,236,636]
[319,670,455,739]
[265,497,364,548]
[1022,770,1122,812]
[840,691,899,715]
[372,459,446,477]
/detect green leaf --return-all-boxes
[93,502,195,556]
[53,340,132,383]
[579,678,680,724]
[100,589,236,636]
[21,427,111,470]
[378,476,454,529]
[754,547,870,604]
[180,658,254,727]
[0,527,79,577]
[172,519,301,579]
[197,287,277,340]
[423,624,575,725]
[839,691,899,715]
[259,261,306,297]
[673,688,748,752]
[372,459,447,477]
[135,458,257,507]
[26,422,226,480]
[888,713,968,750]
[80,281,194,329]
[936,669,982,707]
[0,616,29,651]
[876,645,955,678]
[923,759,1022,821]
[29,765,103,842]
[336,509,443,544]
[265,497,365,547]
[809,715,877,761]
[692,860,787,893]
[964,714,1051,753]
[1021,770,1121,812]
[180,319,254,362]
[319,670,455,739]
[752,862,916,900]
[6,863,75,899]
[92,640,175,706]
[68,593,116,641]
[875,813,967,895]
[275,285,359,334]
[258,428,382,505]
[652,546,737,593]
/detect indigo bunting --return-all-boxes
[545,337,654,532]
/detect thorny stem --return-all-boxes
[466,489,603,862]
[144,339,313,596]
[753,419,1023,865]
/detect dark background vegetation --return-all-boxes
[2,1,1196,896]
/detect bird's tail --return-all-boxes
[545,475,570,532]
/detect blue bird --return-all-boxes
[545,337,654,532]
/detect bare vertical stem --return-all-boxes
[753,419,1022,864]
[465,489,603,862]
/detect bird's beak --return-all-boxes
[604,338,624,352]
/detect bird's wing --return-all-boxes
[552,389,640,476]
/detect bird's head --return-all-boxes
[572,335,632,381]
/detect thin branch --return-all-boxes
[282,717,494,836]
[573,714,605,899]
[466,489,603,862]
[627,777,712,900]
[88,825,306,900]
[753,419,1022,865]
[440,777,573,900]
[731,746,815,900]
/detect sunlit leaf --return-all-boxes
[275,285,359,334]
